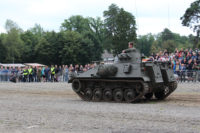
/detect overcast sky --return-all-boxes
[0,0,196,36]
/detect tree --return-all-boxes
[83,17,105,61]
[162,40,177,53]
[34,37,54,65]
[3,19,24,63]
[20,31,39,63]
[103,4,137,55]
[104,4,119,36]
[150,41,161,54]
[44,31,61,65]
[29,24,44,38]
[5,19,22,33]
[88,17,105,43]
[58,31,93,65]
[161,28,175,41]
[181,0,200,43]
[0,34,7,62]
[61,15,103,63]
[149,28,196,54]
[136,34,155,56]
[61,15,90,33]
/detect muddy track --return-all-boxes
[0,89,76,97]
[0,83,199,105]
[0,82,200,133]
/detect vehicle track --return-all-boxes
[0,83,200,133]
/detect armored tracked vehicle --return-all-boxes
[69,48,177,103]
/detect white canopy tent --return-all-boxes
[24,63,46,67]
[0,63,25,68]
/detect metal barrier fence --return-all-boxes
[0,72,12,82]
[0,72,69,82]
[0,70,200,83]
[0,72,27,82]
[175,70,200,83]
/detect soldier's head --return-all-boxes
[128,42,134,48]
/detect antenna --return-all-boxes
[134,0,139,35]
[167,1,170,29]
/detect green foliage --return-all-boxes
[43,31,60,65]
[19,24,44,63]
[162,40,177,53]
[88,17,105,57]
[3,19,24,63]
[34,37,53,65]
[0,34,7,62]
[149,28,195,55]
[197,41,200,48]
[88,17,105,43]
[161,28,175,41]
[136,34,155,56]
[150,41,162,54]
[61,15,104,62]
[103,4,119,35]
[20,31,38,63]
[61,15,90,33]
[104,4,137,55]
[0,3,198,64]
[138,29,184,56]
[181,0,200,44]
[29,24,44,38]
[58,31,92,65]
[5,19,22,33]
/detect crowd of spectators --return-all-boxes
[0,64,96,83]
[149,48,200,82]
[1,47,200,83]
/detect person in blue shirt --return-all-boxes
[41,67,45,82]
[7,67,12,82]
[192,52,197,60]
[179,63,186,82]
[0,66,2,82]
[64,65,69,82]
[1,67,6,81]
[2,67,9,82]
[44,66,50,82]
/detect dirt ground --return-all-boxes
[0,82,200,133]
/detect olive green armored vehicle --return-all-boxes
[68,48,177,103]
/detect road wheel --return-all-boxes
[124,89,135,103]
[84,88,93,101]
[144,92,153,100]
[103,89,112,101]
[135,83,143,93]
[93,88,102,101]
[72,79,81,92]
[113,88,123,102]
